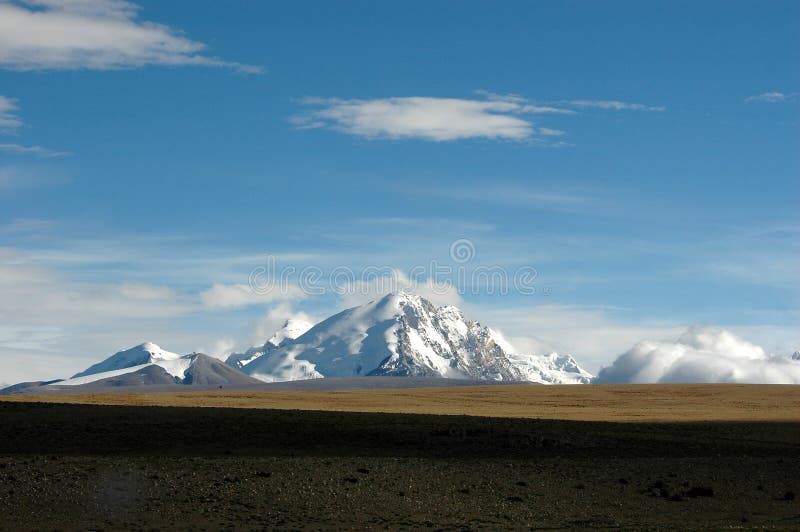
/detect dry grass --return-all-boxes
[3,384,800,422]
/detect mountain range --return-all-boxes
[1,292,593,393]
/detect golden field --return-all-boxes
[3,383,800,422]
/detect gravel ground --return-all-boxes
[0,402,798,530]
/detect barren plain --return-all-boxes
[1,384,798,529]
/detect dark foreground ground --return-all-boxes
[0,402,798,530]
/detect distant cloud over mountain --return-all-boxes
[595,328,800,384]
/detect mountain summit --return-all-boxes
[231,292,592,384]
[226,319,313,369]
[71,342,183,379]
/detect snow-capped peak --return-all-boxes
[239,291,594,384]
[138,342,183,361]
[792,351,800,361]
[267,319,314,347]
[225,317,315,370]
[71,342,182,379]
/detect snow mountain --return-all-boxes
[233,292,593,384]
[71,342,183,379]
[226,319,313,369]
[60,343,261,387]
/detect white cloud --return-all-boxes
[745,92,789,103]
[198,336,236,360]
[595,327,800,384]
[0,95,22,130]
[293,93,667,143]
[566,99,666,111]
[0,0,262,72]
[200,282,305,309]
[337,268,463,309]
[249,303,318,346]
[293,96,537,141]
[0,248,193,323]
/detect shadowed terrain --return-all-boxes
[0,386,798,529]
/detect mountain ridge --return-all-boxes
[2,292,594,393]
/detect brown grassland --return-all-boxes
[3,383,800,422]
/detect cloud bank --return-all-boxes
[595,327,800,384]
[0,0,261,72]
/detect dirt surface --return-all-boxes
[0,399,799,529]
[5,383,800,422]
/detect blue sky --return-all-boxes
[0,0,798,382]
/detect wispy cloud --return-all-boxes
[427,184,596,211]
[565,99,666,111]
[0,166,67,190]
[745,91,792,103]
[0,0,262,73]
[200,283,305,309]
[352,217,496,233]
[0,242,306,380]
[0,247,195,324]
[0,143,69,157]
[475,91,576,115]
[537,127,566,136]
[0,95,22,131]
[336,268,463,309]
[0,96,70,159]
